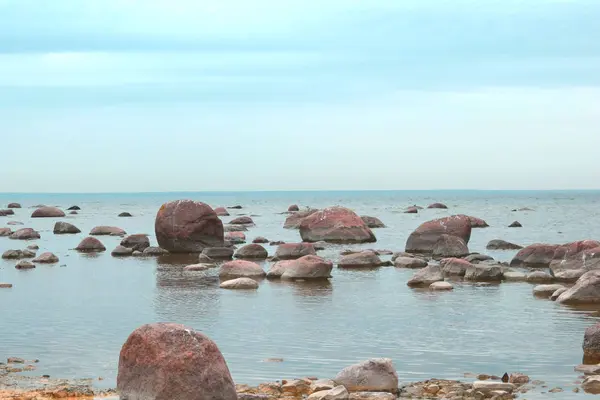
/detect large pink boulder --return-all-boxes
[275,243,316,260]
[117,323,237,400]
[299,207,376,244]
[280,255,333,280]
[510,243,559,268]
[219,260,265,279]
[549,241,600,274]
[283,209,319,229]
[31,206,65,218]
[155,200,224,253]
[405,215,471,254]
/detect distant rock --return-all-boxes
[118,212,132,217]
[2,250,26,259]
[27,244,39,250]
[464,253,494,263]
[15,260,35,269]
[214,207,230,216]
[275,243,316,260]
[32,252,59,263]
[6,221,22,226]
[224,224,248,232]
[112,246,134,257]
[486,240,523,250]
[225,231,246,244]
[252,237,269,244]
[90,226,126,236]
[467,216,489,228]
[53,221,81,234]
[299,207,376,244]
[7,203,21,209]
[464,264,503,282]
[430,281,454,291]
[31,206,65,218]
[0,228,12,237]
[219,260,265,279]
[229,216,254,225]
[220,278,259,290]
[117,323,236,400]
[228,205,243,209]
[532,284,564,298]
[441,258,472,277]
[75,237,106,252]
[338,251,383,268]
[280,255,333,280]
[394,256,427,269]
[510,243,559,268]
[0,283,13,288]
[508,221,522,228]
[288,204,300,212]
[404,207,419,214]
[9,228,40,240]
[69,211,78,215]
[234,244,268,260]
[120,234,150,252]
[334,358,398,393]
[427,203,448,209]
[284,209,319,229]
[407,265,444,287]
[67,206,81,210]
[202,247,234,259]
[405,215,471,254]
[432,234,469,258]
[361,216,386,229]
[155,200,224,253]
[0,209,14,216]
[143,246,169,256]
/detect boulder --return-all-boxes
[464,264,503,282]
[557,271,600,305]
[253,237,269,244]
[0,228,12,236]
[334,358,398,393]
[155,200,224,253]
[53,222,81,234]
[120,234,150,252]
[467,216,489,228]
[407,265,444,287]
[143,246,169,256]
[508,221,522,228]
[219,260,265,279]
[10,228,41,240]
[550,287,567,301]
[361,216,386,229]
[230,216,254,225]
[0,209,13,216]
[214,207,230,216]
[583,376,600,394]
[31,206,65,218]
[394,256,427,269]
[405,215,471,254]
[225,231,246,244]
[549,241,600,275]
[503,271,528,282]
[7,203,21,208]
[267,260,295,279]
[532,284,564,298]
[90,226,127,236]
[432,234,469,258]
[338,251,383,268]
[3,250,27,259]
[404,207,418,214]
[275,243,316,260]
[184,264,211,272]
[15,260,35,269]
[220,278,259,290]
[7,221,22,225]
[441,258,472,277]
[486,240,523,250]
[510,244,559,268]
[584,323,600,364]
[526,271,554,283]
[67,206,80,210]
[464,253,494,263]
[202,247,234,259]
[234,244,268,259]
[75,237,106,252]
[288,205,300,212]
[117,323,237,400]
[427,203,448,209]
[112,246,134,257]
[32,252,59,263]
[224,224,247,232]
[299,207,376,244]
[280,255,333,280]
[284,209,319,229]
[308,386,349,400]
[118,212,133,217]
[430,281,453,291]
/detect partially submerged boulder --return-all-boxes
[299,207,376,244]
[32,252,59,263]
[15,260,35,269]
[117,323,237,400]
[214,207,230,216]
[334,358,398,393]
[275,243,316,260]
[75,237,106,252]
[53,222,81,234]
[394,257,427,269]
[338,251,383,268]
[7,203,21,209]
[557,271,600,305]
[508,221,522,228]
[225,231,246,244]
[464,264,503,282]
[118,212,133,217]
[427,203,447,209]
[407,265,444,287]
[202,247,234,260]
[288,204,300,212]
[284,209,319,229]
[143,246,169,256]
[486,240,523,250]
[121,234,150,252]
[234,244,268,260]
[155,200,224,253]
[220,278,259,290]
[112,246,134,257]
[404,206,418,214]
[219,260,265,279]
[361,216,386,229]
[405,215,471,254]
[9,228,40,240]
[31,206,65,218]
[526,271,554,283]
[229,216,254,225]
[510,244,559,268]
[90,226,126,236]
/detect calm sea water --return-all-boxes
[2,190,600,398]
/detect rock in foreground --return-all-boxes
[117,323,237,400]
[155,200,224,253]
[334,358,398,393]
[219,260,265,279]
[300,207,376,244]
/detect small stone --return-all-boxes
[508,221,522,228]
[15,260,35,269]
[111,246,134,257]
[430,281,454,291]
[184,264,211,272]
[220,277,259,290]
[7,357,25,364]
[0,283,13,288]
[263,358,284,363]
[27,244,39,250]
[119,212,133,217]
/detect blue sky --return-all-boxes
[1,0,599,192]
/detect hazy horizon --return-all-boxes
[2,1,599,192]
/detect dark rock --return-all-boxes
[432,234,469,258]
[299,207,376,244]
[283,209,319,229]
[234,244,268,260]
[486,240,523,250]
[143,246,170,256]
[288,204,300,212]
[405,215,471,254]
[441,258,472,277]
[508,221,522,228]
[203,247,234,259]
[117,323,237,400]
[219,260,265,279]
[112,246,134,257]
[69,211,78,215]
[7,203,21,209]
[155,200,224,253]
[338,251,383,268]
[31,206,65,218]
[90,226,126,236]
[229,216,254,225]
[9,228,41,240]
[75,237,106,252]
[427,203,448,209]
[252,237,269,244]
[15,260,35,269]
[270,241,285,246]
[275,243,316,260]
[510,243,559,268]
[466,216,489,228]
[67,206,81,210]
[118,212,132,217]
[121,234,150,252]
[214,207,230,216]
[225,231,246,244]
[228,205,243,209]
[32,252,59,263]
[361,216,386,229]
[53,221,81,234]
[404,206,419,214]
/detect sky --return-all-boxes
[1,0,599,192]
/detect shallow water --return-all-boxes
[2,190,600,399]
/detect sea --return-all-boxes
[1,190,600,399]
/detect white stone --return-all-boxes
[472,381,514,392]
[429,281,454,291]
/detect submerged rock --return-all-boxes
[32,252,59,263]
[275,243,316,260]
[224,224,248,232]
[203,247,234,259]
[118,212,133,217]
[15,260,35,269]
[117,323,237,400]
[10,228,41,240]
[2,249,26,259]
[486,239,523,250]
[300,207,376,244]
[53,221,81,234]
[334,358,398,393]
[361,216,386,229]
[407,265,444,287]
[31,206,65,218]
[235,244,268,260]
[404,206,419,214]
[90,226,126,236]
[280,255,333,280]
[230,216,254,225]
[220,278,259,290]
[405,215,471,254]
[155,200,224,253]
[219,260,265,279]
[75,237,106,252]
[112,246,134,257]
[121,234,150,252]
[427,203,448,209]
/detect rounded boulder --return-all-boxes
[31,206,65,218]
[299,207,376,244]
[219,260,265,279]
[280,255,333,280]
[405,215,471,254]
[234,244,268,260]
[275,243,316,260]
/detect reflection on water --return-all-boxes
[2,190,600,400]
